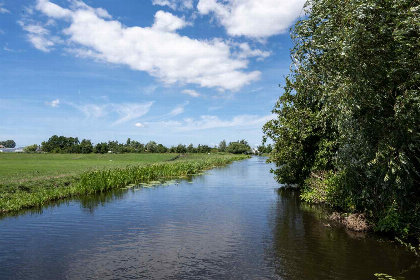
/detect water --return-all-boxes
[0,157,419,279]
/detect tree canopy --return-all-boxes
[264,0,419,240]
[0,140,16,148]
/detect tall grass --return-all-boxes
[0,155,248,213]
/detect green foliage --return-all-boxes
[0,140,16,148]
[23,144,39,153]
[219,140,227,152]
[257,144,272,155]
[227,140,251,154]
[94,142,109,154]
[264,0,420,240]
[41,135,80,153]
[79,139,93,154]
[374,273,402,280]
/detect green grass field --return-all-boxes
[0,153,225,184]
[0,153,248,212]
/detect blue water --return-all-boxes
[0,157,419,279]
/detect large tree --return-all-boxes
[264,0,419,239]
[0,140,16,148]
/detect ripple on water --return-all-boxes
[0,157,419,279]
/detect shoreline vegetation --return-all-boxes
[0,153,249,213]
[263,0,419,244]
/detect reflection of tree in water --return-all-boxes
[0,198,72,220]
[0,188,130,220]
[0,177,194,220]
[77,188,128,214]
[268,188,419,280]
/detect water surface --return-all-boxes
[0,157,419,279]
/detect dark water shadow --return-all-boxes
[269,188,420,279]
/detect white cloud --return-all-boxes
[74,104,107,119]
[152,0,193,10]
[71,101,154,125]
[152,10,189,32]
[36,0,72,19]
[0,3,10,14]
[146,114,275,131]
[28,0,260,91]
[197,0,306,38]
[169,101,189,117]
[236,43,271,61]
[18,21,56,52]
[179,114,274,131]
[112,102,154,125]
[134,122,145,128]
[45,99,60,107]
[182,89,200,97]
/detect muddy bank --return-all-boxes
[328,212,371,232]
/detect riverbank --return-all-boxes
[0,153,249,212]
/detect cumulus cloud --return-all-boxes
[236,43,271,61]
[24,0,260,91]
[197,0,306,38]
[71,101,154,125]
[152,10,189,32]
[152,0,193,10]
[182,89,200,97]
[36,0,72,19]
[134,122,145,128]
[45,99,60,107]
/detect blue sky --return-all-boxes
[0,0,305,147]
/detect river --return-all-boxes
[0,157,419,279]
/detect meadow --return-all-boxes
[0,153,177,183]
[0,153,248,212]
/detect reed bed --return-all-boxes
[0,154,248,213]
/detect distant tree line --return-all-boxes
[36,135,252,155]
[0,140,16,148]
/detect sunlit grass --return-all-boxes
[0,153,249,212]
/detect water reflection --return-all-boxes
[0,157,419,279]
[271,188,420,279]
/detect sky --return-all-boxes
[0,0,306,147]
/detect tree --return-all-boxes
[23,144,38,153]
[226,140,251,154]
[257,144,272,155]
[94,142,109,154]
[263,0,420,239]
[219,140,227,152]
[156,144,168,153]
[129,140,145,153]
[41,135,80,153]
[79,139,93,154]
[145,141,158,153]
[0,140,16,148]
[175,144,187,153]
[187,143,195,153]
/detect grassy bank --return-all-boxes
[0,153,177,183]
[0,153,249,212]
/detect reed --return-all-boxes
[0,154,249,213]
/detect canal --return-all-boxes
[0,157,418,279]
